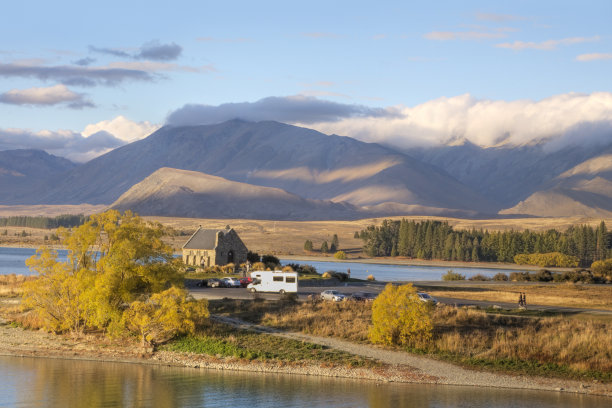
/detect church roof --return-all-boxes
[182,227,230,249]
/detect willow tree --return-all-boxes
[369,283,432,347]
[23,210,206,340]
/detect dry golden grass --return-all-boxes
[426,284,612,310]
[219,299,612,377]
[145,214,612,256]
[0,274,36,296]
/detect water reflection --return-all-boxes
[0,356,609,408]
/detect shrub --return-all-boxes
[261,255,280,269]
[251,262,266,271]
[591,259,612,280]
[513,252,579,268]
[246,251,260,264]
[469,274,490,281]
[281,265,294,272]
[333,251,347,260]
[493,272,509,281]
[369,283,432,347]
[322,271,333,279]
[367,274,375,281]
[509,271,531,281]
[298,264,318,275]
[442,270,465,281]
[534,269,553,282]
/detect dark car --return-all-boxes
[350,292,377,302]
[207,278,223,288]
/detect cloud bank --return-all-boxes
[305,92,612,150]
[165,93,612,151]
[166,95,398,126]
[0,116,159,162]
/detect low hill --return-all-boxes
[500,153,612,217]
[110,167,365,220]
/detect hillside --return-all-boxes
[110,167,367,220]
[18,120,497,215]
[500,153,612,217]
[0,149,76,204]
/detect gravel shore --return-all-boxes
[0,313,609,397]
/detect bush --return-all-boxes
[247,251,260,263]
[367,274,375,281]
[369,283,432,347]
[513,252,579,268]
[333,251,347,260]
[493,272,509,281]
[509,271,531,282]
[442,270,465,281]
[321,271,348,281]
[534,269,553,282]
[469,274,490,281]
[591,259,612,280]
[303,240,313,251]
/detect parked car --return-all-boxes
[350,292,377,302]
[239,277,253,287]
[417,292,438,305]
[207,278,223,288]
[196,279,208,287]
[222,277,241,288]
[320,290,346,302]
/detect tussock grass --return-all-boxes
[214,298,612,380]
[0,274,36,297]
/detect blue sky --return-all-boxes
[1,0,611,160]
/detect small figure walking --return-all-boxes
[518,292,523,307]
[522,292,527,307]
[347,268,351,279]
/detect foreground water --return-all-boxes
[0,247,529,281]
[0,356,608,408]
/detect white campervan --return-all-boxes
[247,270,298,294]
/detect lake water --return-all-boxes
[0,247,529,281]
[281,258,526,281]
[0,356,608,408]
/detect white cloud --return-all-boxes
[0,84,92,108]
[576,53,612,61]
[496,36,600,50]
[301,92,612,150]
[82,115,160,142]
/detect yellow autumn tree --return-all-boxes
[369,283,432,347]
[23,210,204,341]
[123,287,209,348]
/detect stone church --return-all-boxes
[182,226,248,267]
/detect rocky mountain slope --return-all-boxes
[500,152,612,217]
[15,120,497,214]
[0,149,76,204]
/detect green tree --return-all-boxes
[331,234,339,252]
[303,240,313,251]
[369,283,432,347]
[320,241,329,253]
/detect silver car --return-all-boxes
[417,292,438,304]
[320,290,346,301]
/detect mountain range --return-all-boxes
[1,119,610,219]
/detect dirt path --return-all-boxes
[211,315,611,396]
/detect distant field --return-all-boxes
[144,215,612,257]
[1,207,610,257]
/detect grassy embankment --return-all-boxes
[206,298,612,382]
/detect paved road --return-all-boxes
[189,284,612,316]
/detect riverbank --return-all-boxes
[0,312,609,397]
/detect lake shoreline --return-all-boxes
[0,320,609,397]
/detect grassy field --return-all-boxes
[415,283,612,310]
[146,214,612,256]
[211,298,612,381]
